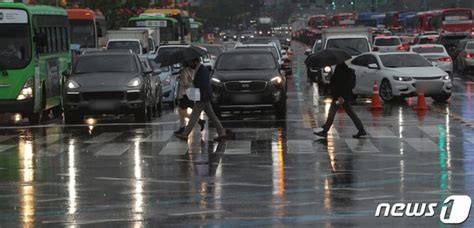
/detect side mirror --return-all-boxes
[368,63,379,69]
[304,49,311,56]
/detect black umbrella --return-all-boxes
[305,48,351,68]
[154,46,208,67]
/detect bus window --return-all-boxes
[0,24,31,68]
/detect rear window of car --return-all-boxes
[158,47,186,56]
[467,43,474,50]
[216,53,276,71]
[74,55,137,74]
[236,46,279,60]
[419,37,438,44]
[380,54,431,68]
[374,38,401,46]
[412,46,445,54]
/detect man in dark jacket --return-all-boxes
[315,62,366,138]
[175,58,228,142]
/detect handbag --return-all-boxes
[185,87,200,101]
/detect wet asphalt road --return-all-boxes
[0,42,473,227]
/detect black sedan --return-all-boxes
[63,51,154,123]
[211,49,287,118]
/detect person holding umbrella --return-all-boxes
[307,49,367,139]
[174,57,227,142]
[174,61,206,134]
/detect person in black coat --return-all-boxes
[175,58,227,142]
[315,62,367,138]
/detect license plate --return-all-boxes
[90,100,119,110]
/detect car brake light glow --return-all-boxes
[438,57,452,62]
[420,45,435,48]
[466,53,473,58]
[397,45,405,51]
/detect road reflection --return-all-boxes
[18,136,35,227]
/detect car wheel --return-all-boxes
[379,80,395,102]
[135,103,148,123]
[432,93,451,103]
[64,111,83,124]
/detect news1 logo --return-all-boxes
[375,195,472,224]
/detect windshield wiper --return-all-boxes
[344,46,362,55]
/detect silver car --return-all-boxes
[410,44,453,77]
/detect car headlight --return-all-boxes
[17,78,34,100]
[211,78,222,86]
[241,36,245,39]
[392,76,412,81]
[250,35,254,38]
[443,75,450,80]
[259,31,263,35]
[223,36,227,39]
[270,76,283,84]
[323,66,332,73]
[286,38,291,42]
[67,79,80,89]
[127,78,142,87]
[233,35,237,39]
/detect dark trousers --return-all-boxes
[322,100,364,132]
[182,101,225,137]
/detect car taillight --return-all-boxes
[397,45,405,51]
[438,57,452,62]
[373,47,379,52]
[466,53,473,58]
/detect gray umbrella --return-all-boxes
[305,48,351,68]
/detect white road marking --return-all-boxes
[0,135,15,143]
[139,131,173,142]
[224,140,251,155]
[94,143,130,156]
[418,126,455,138]
[287,140,314,153]
[404,138,438,152]
[85,132,122,143]
[345,139,379,153]
[366,127,397,138]
[0,145,15,153]
[159,141,189,155]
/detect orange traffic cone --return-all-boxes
[415,92,428,111]
[369,81,383,111]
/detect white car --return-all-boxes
[413,35,439,45]
[372,36,404,52]
[410,44,453,76]
[349,52,452,102]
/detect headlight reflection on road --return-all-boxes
[133,141,144,227]
[68,139,77,216]
[271,128,286,217]
[19,138,35,226]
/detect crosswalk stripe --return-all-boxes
[287,140,314,153]
[159,141,189,155]
[366,127,397,138]
[418,126,455,138]
[95,143,131,156]
[328,128,340,138]
[224,140,251,155]
[404,138,438,152]
[139,131,173,142]
[0,145,16,153]
[345,139,379,153]
[34,134,65,144]
[85,132,122,143]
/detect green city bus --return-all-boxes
[0,3,71,124]
[190,19,204,43]
[128,15,180,43]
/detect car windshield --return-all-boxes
[217,53,276,71]
[0,24,32,69]
[107,41,140,54]
[236,46,279,60]
[375,38,401,46]
[412,46,445,54]
[70,20,96,48]
[326,38,369,55]
[467,43,474,50]
[419,37,438,44]
[74,55,138,74]
[380,54,432,68]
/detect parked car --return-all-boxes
[410,44,453,77]
[210,49,287,118]
[64,51,155,123]
[349,52,452,102]
[372,36,404,52]
[453,39,474,74]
